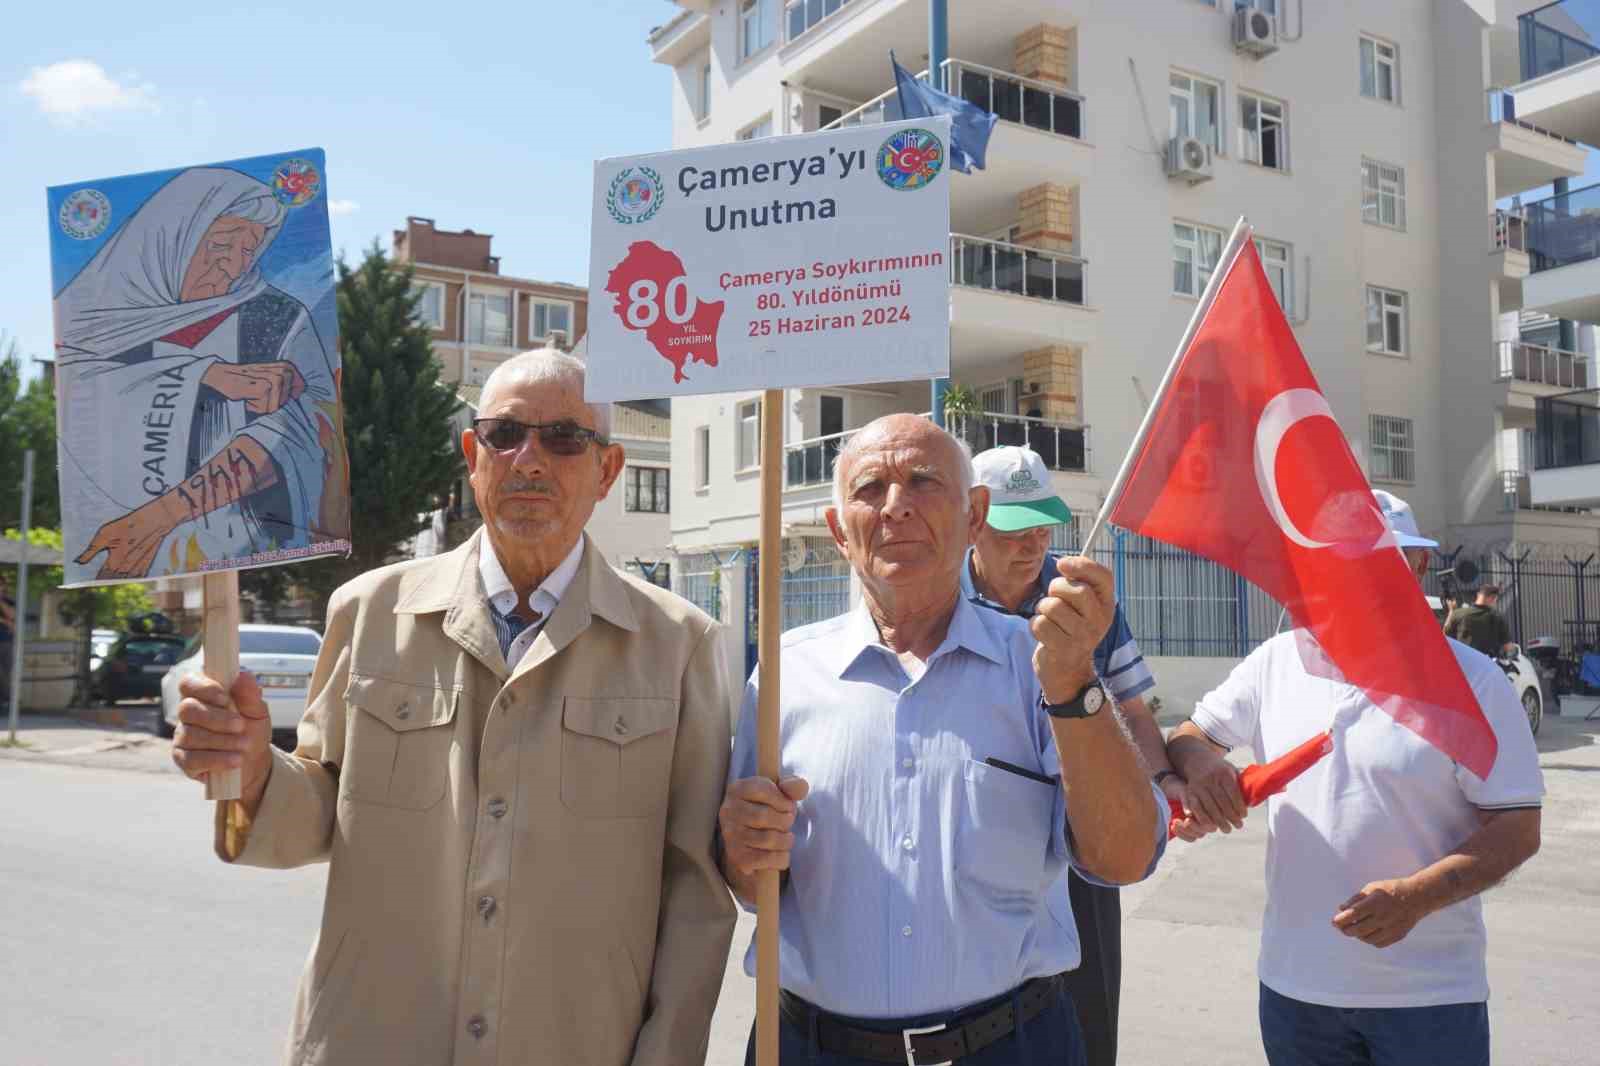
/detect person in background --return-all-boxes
[1444,584,1515,660]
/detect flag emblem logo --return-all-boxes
[270,159,322,207]
[876,129,944,190]
[58,189,111,240]
[608,167,665,224]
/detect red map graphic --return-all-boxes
[605,241,725,383]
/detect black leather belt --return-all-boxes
[778,974,1063,1065]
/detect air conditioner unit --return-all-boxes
[1233,7,1278,57]
[1165,136,1215,184]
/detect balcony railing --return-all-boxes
[1484,86,1578,142]
[785,428,852,488]
[1536,388,1600,470]
[951,413,1090,473]
[1524,181,1600,272]
[1497,339,1592,389]
[1520,1,1600,80]
[950,234,1087,306]
[820,58,1086,141]
[785,0,854,44]
[1502,469,1533,511]
[1493,209,1528,253]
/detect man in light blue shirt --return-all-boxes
[721,415,1167,1066]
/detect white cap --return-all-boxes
[1373,489,1438,549]
[972,446,1072,531]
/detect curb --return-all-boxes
[70,706,129,728]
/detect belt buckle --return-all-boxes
[902,1022,950,1066]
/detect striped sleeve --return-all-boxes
[1096,604,1155,702]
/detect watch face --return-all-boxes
[1082,686,1106,715]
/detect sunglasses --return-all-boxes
[472,418,608,456]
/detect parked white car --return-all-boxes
[1428,596,1542,735]
[159,624,323,744]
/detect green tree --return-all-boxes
[0,334,61,531]
[242,244,461,621]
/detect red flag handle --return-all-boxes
[1167,730,1334,839]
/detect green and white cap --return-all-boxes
[973,446,1072,532]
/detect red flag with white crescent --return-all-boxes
[1108,239,1497,779]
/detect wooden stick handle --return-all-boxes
[201,570,243,802]
[755,388,784,1066]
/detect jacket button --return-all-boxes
[395,701,411,721]
[478,895,497,921]
[467,1016,486,1039]
[613,716,629,736]
[486,798,508,819]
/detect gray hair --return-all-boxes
[479,347,611,440]
[830,416,975,513]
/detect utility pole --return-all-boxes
[929,0,951,428]
[9,449,34,743]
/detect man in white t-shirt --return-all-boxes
[1165,491,1543,1066]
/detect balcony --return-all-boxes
[1531,388,1600,507]
[1496,339,1592,398]
[949,234,1096,347]
[1510,2,1600,146]
[1521,181,1600,323]
[950,233,1085,305]
[1484,88,1589,197]
[1492,209,1531,309]
[950,412,1090,474]
[785,0,858,44]
[785,428,850,489]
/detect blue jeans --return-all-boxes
[1259,982,1489,1066]
[747,982,1087,1066]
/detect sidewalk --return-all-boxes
[0,705,176,774]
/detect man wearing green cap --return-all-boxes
[963,445,1190,1066]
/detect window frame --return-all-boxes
[696,60,712,122]
[740,0,776,62]
[1172,220,1226,298]
[738,115,774,141]
[411,280,446,330]
[1169,70,1224,153]
[1238,90,1288,171]
[736,400,761,472]
[624,465,671,514]
[467,289,512,348]
[530,299,574,342]
[1361,159,1407,231]
[1368,414,1415,485]
[694,425,711,489]
[1254,237,1293,316]
[1360,34,1400,104]
[1365,285,1409,357]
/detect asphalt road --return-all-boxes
[3,711,1597,1065]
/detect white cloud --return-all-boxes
[19,60,157,124]
[328,199,360,217]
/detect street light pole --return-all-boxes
[929,0,951,428]
[9,449,34,744]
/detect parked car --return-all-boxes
[88,628,120,674]
[1428,596,1542,735]
[159,625,323,748]
[89,634,189,704]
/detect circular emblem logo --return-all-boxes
[876,128,944,191]
[270,158,322,207]
[58,189,111,240]
[607,166,664,224]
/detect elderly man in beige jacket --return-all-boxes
[172,349,736,1066]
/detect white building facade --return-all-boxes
[649,0,1600,701]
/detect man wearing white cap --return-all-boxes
[1165,490,1543,1066]
[964,445,1186,1066]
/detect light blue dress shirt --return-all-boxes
[728,595,1168,1019]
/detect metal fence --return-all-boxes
[1427,546,1600,656]
[780,539,853,632]
[676,552,723,622]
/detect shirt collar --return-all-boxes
[832,591,1008,677]
[479,534,585,620]
[961,546,1055,617]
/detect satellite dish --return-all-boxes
[783,540,809,574]
[1455,558,1480,585]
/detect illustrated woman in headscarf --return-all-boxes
[54,166,349,582]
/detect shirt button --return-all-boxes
[394,701,411,721]
[613,716,629,736]
[478,895,497,921]
[901,758,913,769]
[467,1016,487,1039]
[901,836,914,851]
[486,798,508,819]
[901,925,913,938]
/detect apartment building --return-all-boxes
[649,0,1600,698]
[393,216,588,387]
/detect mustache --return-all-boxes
[499,476,557,495]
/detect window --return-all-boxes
[736,400,760,470]
[696,61,711,121]
[1366,286,1408,356]
[1237,0,1276,13]
[625,466,670,513]
[695,425,711,488]
[738,116,774,141]
[531,300,571,340]
[468,291,511,347]
[1173,221,1225,297]
[1360,35,1399,103]
[741,0,775,60]
[239,630,323,656]
[625,560,672,589]
[818,105,843,130]
[1369,415,1415,484]
[1254,238,1292,314]
[1361,160,1406,230]
[411,282,444,329]
[1170,72,1222,152]
[1239,93,1287,170]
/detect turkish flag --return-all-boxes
[1110,240,1497,779]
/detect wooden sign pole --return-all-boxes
[755,387,784,1066]
[201,569,243,802]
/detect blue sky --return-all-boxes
[2,0,679,377]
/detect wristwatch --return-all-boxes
[1040,681,1107,719]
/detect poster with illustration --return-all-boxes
[47,148,351,587]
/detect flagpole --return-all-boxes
[1080,215,1255,555]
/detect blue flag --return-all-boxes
[891,54,997,174]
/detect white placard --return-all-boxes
[586,117,952,402]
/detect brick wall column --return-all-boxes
[1021,346,1083,424]
[1013,24,1075,88]
[1015,183,1077,252]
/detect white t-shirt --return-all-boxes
[1191,629,1544,1008]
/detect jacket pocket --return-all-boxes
[341,674,459,811]
[956,758,1055,907]
[560,697,678,818]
